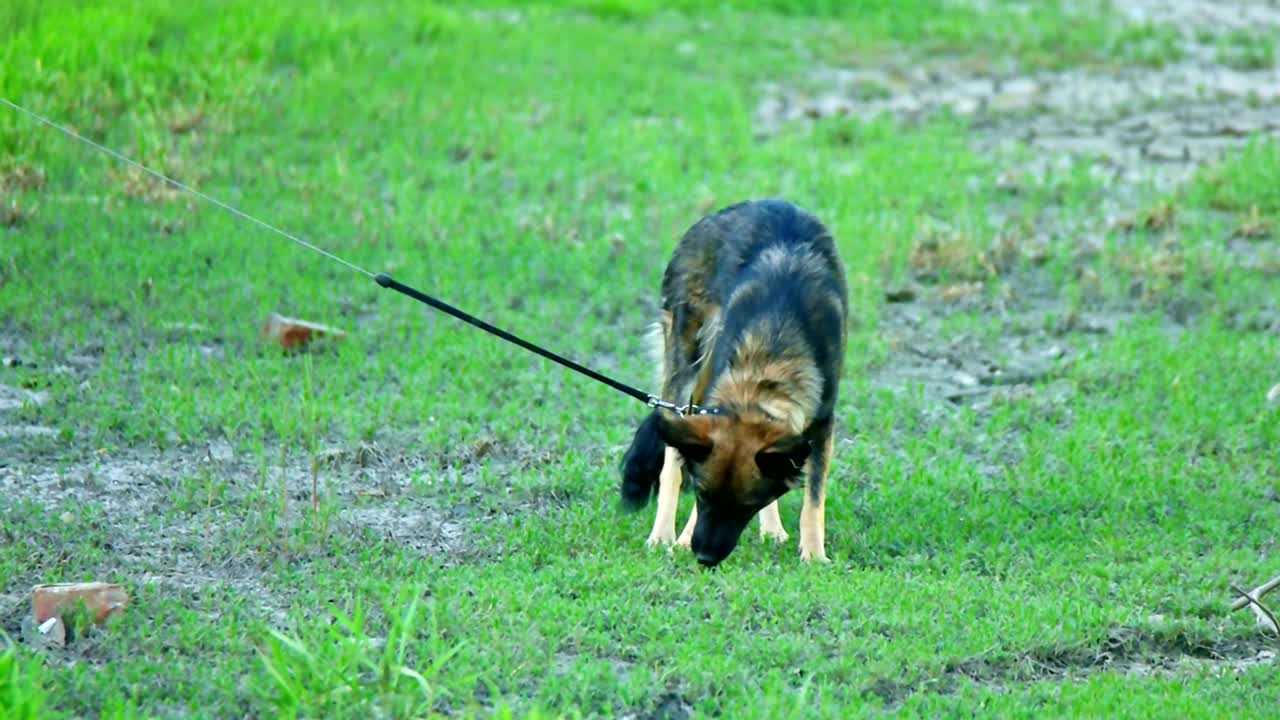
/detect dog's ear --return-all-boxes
[756,434,810,481]
[655,411,714,464]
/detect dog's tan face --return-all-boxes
[656,410,810,566]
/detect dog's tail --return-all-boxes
[619,411,665,510]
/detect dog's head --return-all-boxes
[655,409,810,567]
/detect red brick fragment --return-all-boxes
[261,312,347,350]
[32,582,129,624]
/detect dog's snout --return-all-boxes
[691,506,751,567]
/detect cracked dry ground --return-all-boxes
[754,0,1280,411]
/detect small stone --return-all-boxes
[21,615,66,649]
[989,78,1038,112]
[940,282,984,303]
[806,94,853,119]
[1267,384,1280,406]
[1144,138,1191,162]
[160,321,206,334]
[208,440,234,463]
[59,511,74,524]
[950,96,982,115]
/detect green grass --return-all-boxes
[1185,138,1280,221]
[1214,29,1278,71]
[0,642,50,720]
[3,0,1280,717]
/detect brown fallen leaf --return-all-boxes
[1,163,46,193]
[1234,205,1271,241]
[1140,200,1177,231]
[33,582,129,625]
[262,312,348,350]
[167,107,205,135]
[2,199,34,227]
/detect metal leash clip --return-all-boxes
[646,396,726,417]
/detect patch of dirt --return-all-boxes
[0,163,47,193]
[761,62,1279,191]
[863,627,1279,708]
[0,433,524,645]
[0,383,55,441]
[0,317,574,650]
[755,0,1280,412]
[1118,0,1280,31]
[758,1,1280,193]
[874,296,1095,410]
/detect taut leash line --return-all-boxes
[3,97,722,417]
[374,273,652,404]
[0,97,375,280]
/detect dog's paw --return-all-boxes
[799,546,829,563]
[646,529,677,548]
[760,526,790,543]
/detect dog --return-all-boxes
[619,199,848,567]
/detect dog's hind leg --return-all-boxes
[799,430,834,563]
[676,504,697,548]
[646,446,683,547]
[758,501,789,543]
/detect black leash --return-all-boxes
[3,97,724,418]
[375,273,722,415]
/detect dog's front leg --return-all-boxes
[799,431,833,563]
[758,501,789,542]
[646,446,683,546]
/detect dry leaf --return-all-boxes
[1234,205,1271,240]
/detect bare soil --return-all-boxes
[755,0,1280,410]
[758,0,1280,192]
[864,627,1278,708]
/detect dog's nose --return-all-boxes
[696,551,722,568]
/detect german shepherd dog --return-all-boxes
[619,199,848,567]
